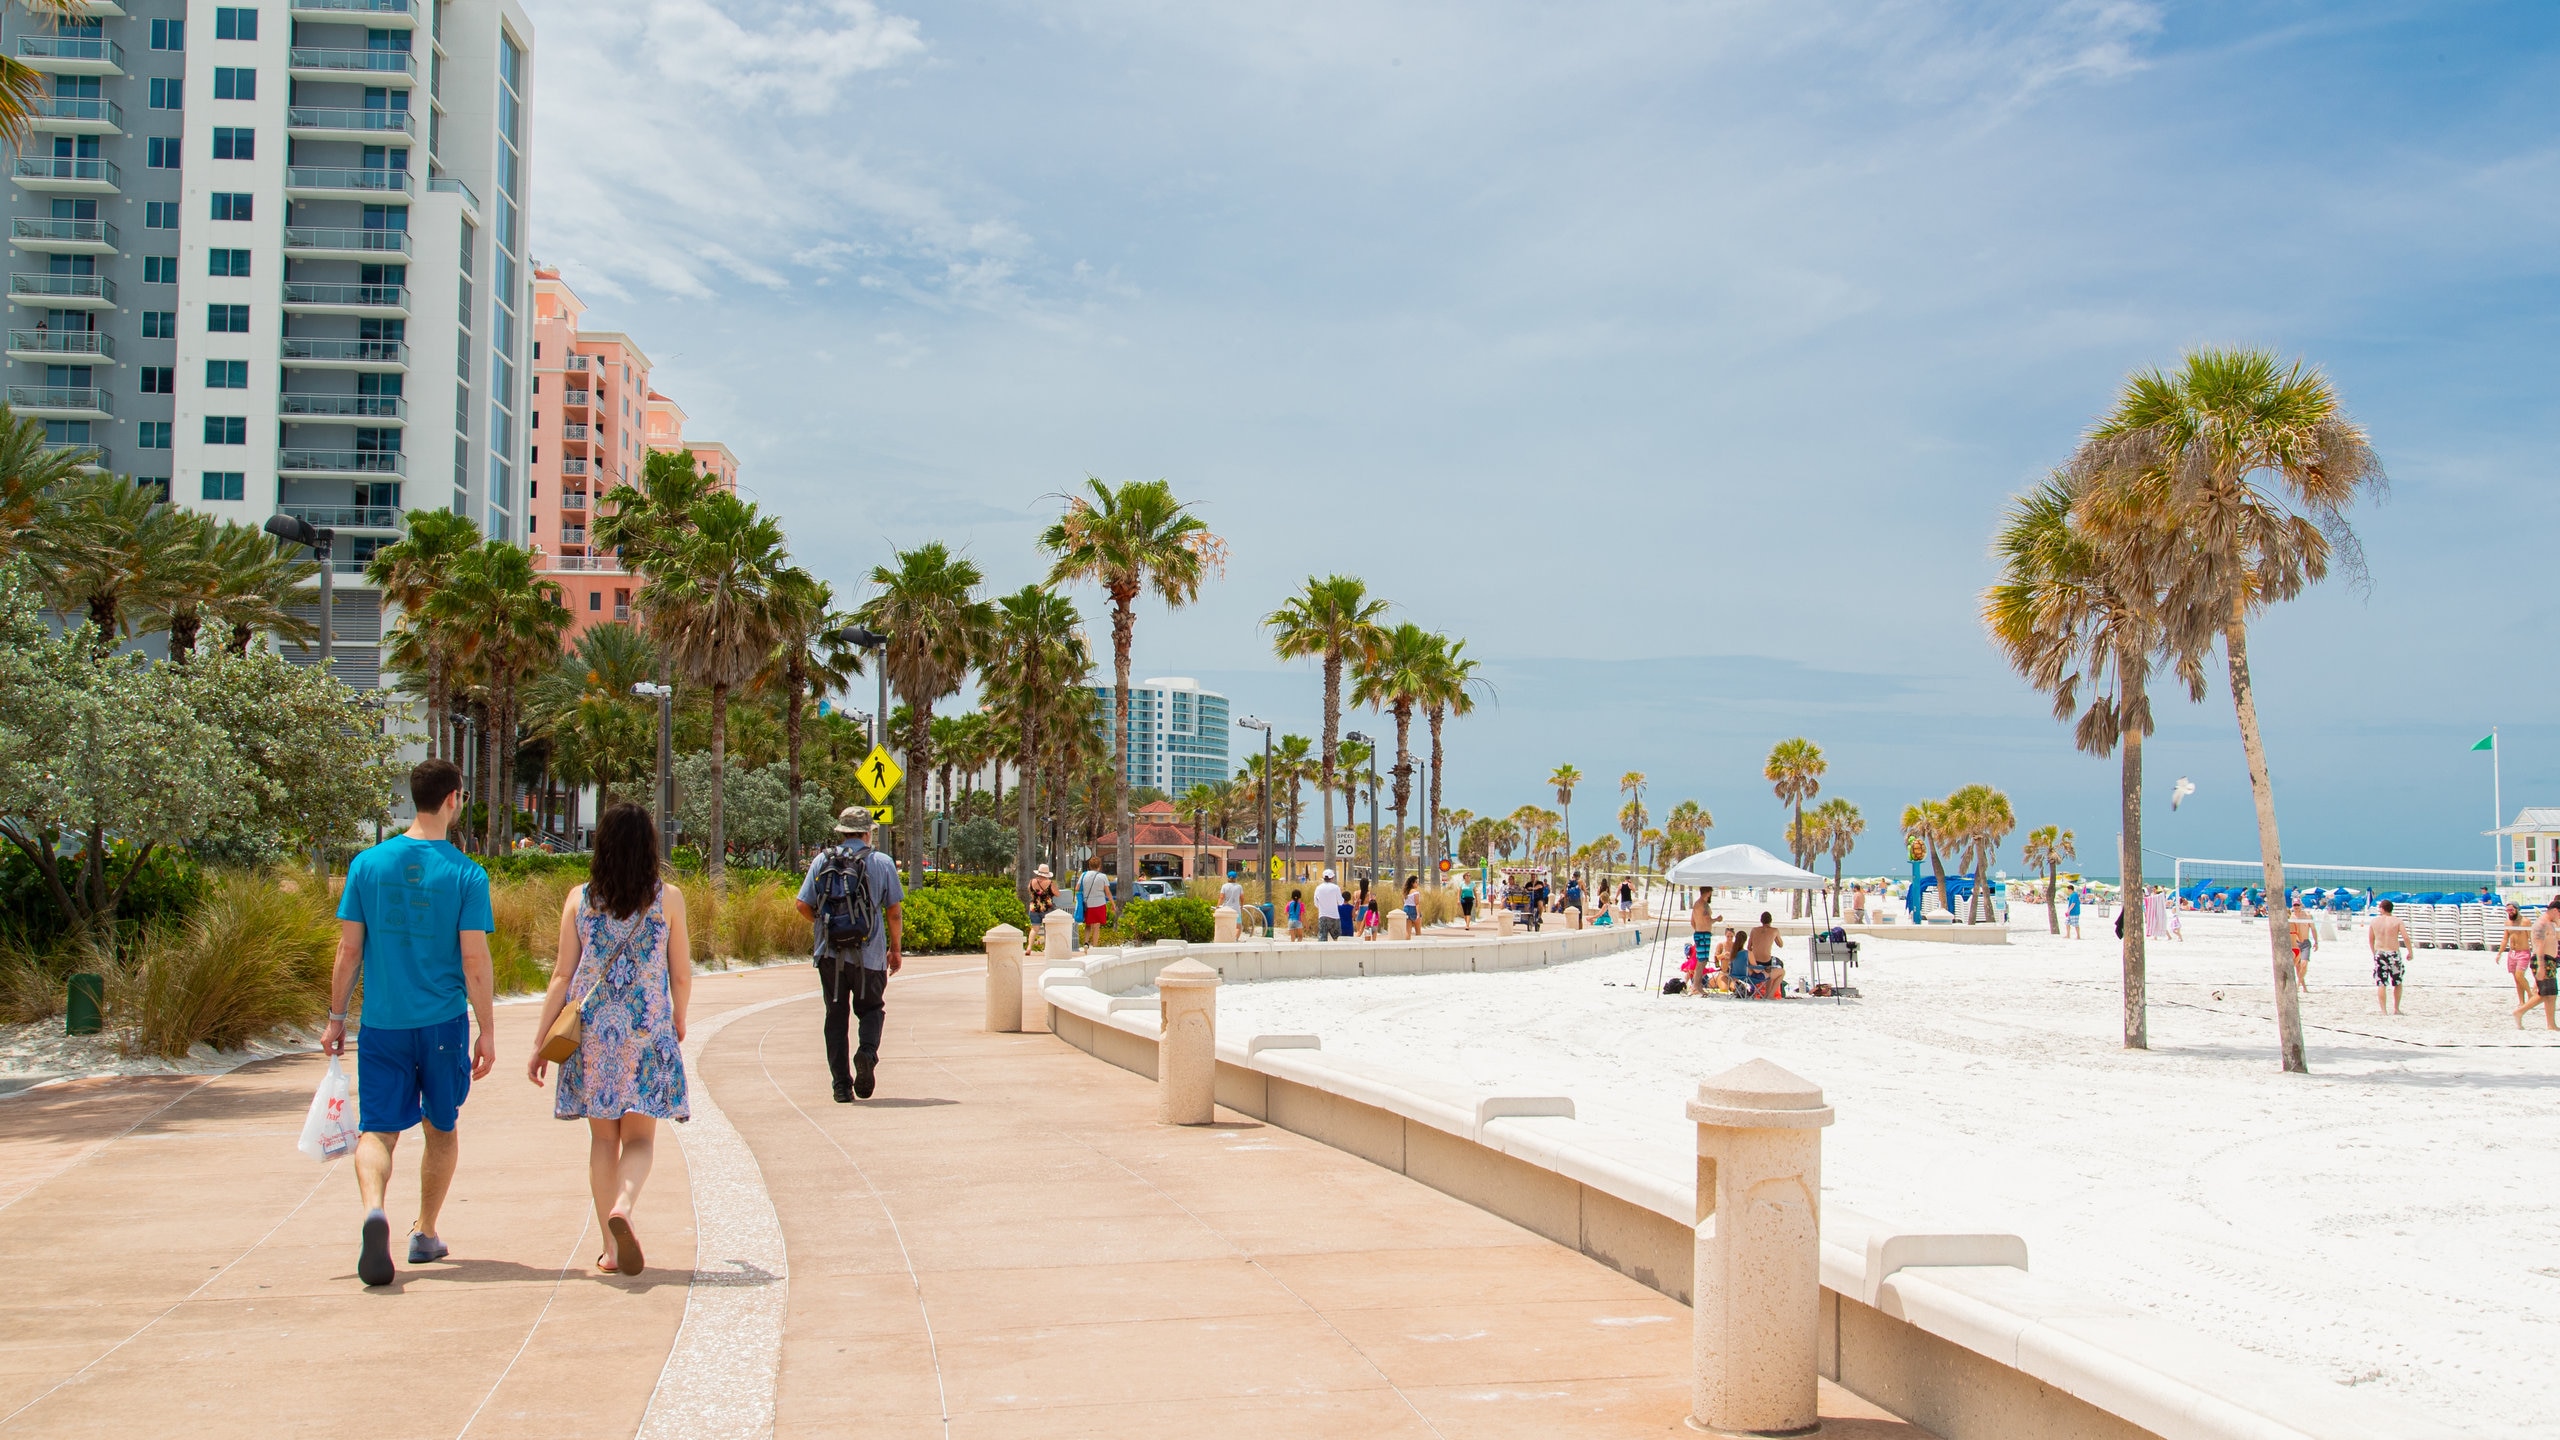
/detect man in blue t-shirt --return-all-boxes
[795,808,906,1103]
[323,757,496,1288]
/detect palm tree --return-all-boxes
[856,543,995,885]
[149,515,317,661]
[0,3,82,150]
[1042,477,1223,902]
[36,474,207,643]
[1272,733,1315,880]
[593,447,716,580]
[1548,764,1583,875]
[985,584,1089,895]
[1764,738,1825,915]
[2022,825,2076,935]
[1665,798,1712,860]
[1179,781,1222,882]
[1943,784,2016,924]
[1416,636,1489,888]
[929,711,967,842]
[1814,797,1865,913]
[2077,348,2384,1073]
[758,567,861,873]
[524,622,658,830]
[0,403,96,565]
[425,542,570,853]
[1339,737,1377,857]
[1618,771,1647,879]
[1349,622,1436,883]
[1902,799,1954,921]
[639,492,792,877]
[1266,576,1390,891]
[367,509,483,759]
[1986,473,2199,1041]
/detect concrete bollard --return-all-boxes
[1688,1059,1835,1437]
[1213,905,1239,943]
[1156,958,1219,1125]
[982,923,1027,1033]
[1043,908,1076,959]
[1386,910,1411,940]
[1496,908,1517,936]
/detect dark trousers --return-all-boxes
[820,958,887,1088]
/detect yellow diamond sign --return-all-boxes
[858,745,903,802]
[868,804,895,826]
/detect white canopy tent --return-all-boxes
[1645,844,1830,994]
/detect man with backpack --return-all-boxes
[795,808,906,1102]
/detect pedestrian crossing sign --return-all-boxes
[868,804,895,825]
[858,745,903,802]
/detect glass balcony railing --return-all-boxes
[425,175,478,210]
[292,0,417,16]
[282,504,404,530]
[279,449,407,475]
[12,155,118,186]
[282,282,409,309]
[6,385,108,412]
[8,328,110,357]
[280,392,408,420]
[41,440,104,469]
[282,226,413,255]
[33,96,120,126]
[16,36,124,68]
[283,338,409,365]
[10,272,113,302]
[13,217,116,247]
[286,106,416,136]
[289,47,417,77]
[286,166,413,193]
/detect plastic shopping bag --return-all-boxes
[297,1057,359,1161]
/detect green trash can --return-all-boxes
[65,972,105,1037]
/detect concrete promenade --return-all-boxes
[0,958,1928,1438]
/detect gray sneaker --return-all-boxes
[407,1231,449,1264]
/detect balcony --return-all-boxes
[282,225,412,259]
[10,272,114,308]
[286,166,412,198]
[11,154,118,194]
[558,525,588,546]
[15,36,123,75]
[12,217,116,253]
[561,389,592,409]
[563,355,591,373]
[425,175,478,212]
[285,106,416,141]
[7,385,110,418]
[42,440,105,470]
[279,449,407,477]
[29,95,121,134]
[288,47,417,81]
[282,337,409,370]
[560,457,589,477]
[280,392,407,422]
[281,504,404,531]
[291,0,416,24]
[542,554,625,574]
[559,490,587,512]
[559,423,591,443]
[282,282,410,316]
[7,328,110,361]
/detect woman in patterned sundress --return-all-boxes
[526,802,691,1278]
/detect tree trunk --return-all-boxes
[1015,711,1037,900]
[169,606,201,662]
[1320,647,1340,883]
[2045,863,2059,935]
[785,657,805,874]
[1112,589,1135,902]
[1927,848,1950,922]
[477,703,499,855]
[2225,610,2303,1071]
[903,700,931,887]
[708,680,729,880]
[2120,691,2148,1049]
[1426,709,1445,889]
[1790,799,1805,917]
[1390,703,1414,885]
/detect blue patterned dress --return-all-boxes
[554,887,689,1122]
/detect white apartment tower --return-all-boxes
[3,0,534,688]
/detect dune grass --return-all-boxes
[112,876,338,1058]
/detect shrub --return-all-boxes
[0,843,207,950]
[113,877,336,1057]
[487,870,574,987]
[483,852,591,883]
[923,871,1015,891]
[0,930,111,1024]
[899,888,957,951]
[1120,896,1215,944]
[487,927,552,996]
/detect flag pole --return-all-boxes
[2492,727,2502,879]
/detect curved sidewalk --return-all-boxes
[0,959,1927,1438]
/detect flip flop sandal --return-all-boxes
[608,1214,644,1277]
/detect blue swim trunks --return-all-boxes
[357,1013,472,1134]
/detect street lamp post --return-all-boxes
[633,682,674,845]
[263,512,334,671]
[826,624,895,868]
[1239,716,1273,930]
[1345,730,1380,897]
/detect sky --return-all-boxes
[519,0,2559,880]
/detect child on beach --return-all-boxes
[1287,889,1305,942]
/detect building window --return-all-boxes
[208,304,249,333]
[213,67,254,100]
[142,256,178,283]
[212,127,254,160]
[209,249,251,277]
[151,18,183,49]
[147,137,180,168]
[214,7,257,41]
[205,360,248,388]
[201,471,245,502]
[142,311,177,338]
[144,202,178,229]
[136,477,171,503]
[140,366,175,393]
[138,422,171,449]
[203,416,247,445]
[148,77,182,109]
[211,192,252,221]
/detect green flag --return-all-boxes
[2472,734,2495,752]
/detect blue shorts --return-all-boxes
[358,1012,472,1134]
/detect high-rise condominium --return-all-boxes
[3,0,534,689]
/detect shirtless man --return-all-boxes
[2367,899,2410,1015]
[2516,904,2560,1032]
[1688,889,1718,995]
[1748,911,1786,999]
[2287,899,2317,985]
